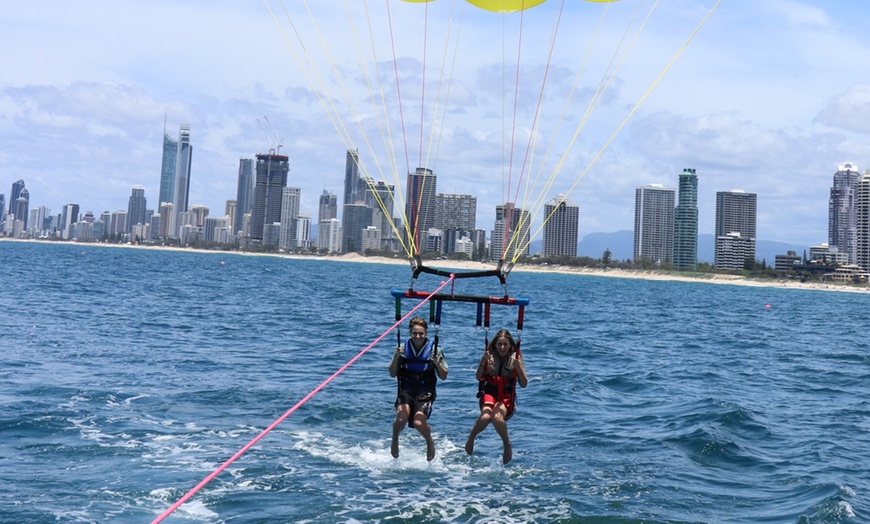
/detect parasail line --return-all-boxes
[151,275,457,523]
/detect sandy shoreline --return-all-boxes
[4,237,869,294]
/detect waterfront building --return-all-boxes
[343,149,362,206]
[190,205,209,228]
[295,213,311,249]
[673,168,699,270]
[158,131,178,206]
[405,167,437,252]
[127,186,147,234]
[0,193,5,231]
[110,211,127,236]
[365,180,396,242]
[317,218,342,253]
[855,171,870,271]
[171,124,192,237]
[61,204,80,240]
[9,180,25,209]
[491,203,530,261]
[234,158,254,237]
[714,190,757,269]
[279,186,301,251]
[774,251,801,272]
[158,203,173,239]
[225,200,236,238]
[542,194,579,257]
[809,243,849,265]
[634,184,675,266]
[715,232,756,270]
[250,154,290,242]
[435,193,476,231]
[342,203,373,253]
[318,190,337,223]
[361,226,381,253]
[828,162,860,264]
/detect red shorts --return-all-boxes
[480,392,516,421]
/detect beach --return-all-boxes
[4,237,867,294]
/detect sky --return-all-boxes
[2,0,870,248]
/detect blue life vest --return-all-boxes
[398,338,437,396]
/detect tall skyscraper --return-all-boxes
[279,186,301,250]
[127,186,147,234]
[405,167,437,252]
[343,149,361,205]
[234,158,254,237]
[318,190,337,224]
[714,190,757,269]
[250,153,289,242]
[9,180,25,207]
[855,171,870,271]
[542,194,579,257]
[366,180,396,240]
[342,203,373,253]
[673,168,699,270]
[159,131,178,206]
[61,203,80,240]
[634,184,675,265]
[171,124,192,237]
[435,193,476,231]
[491,203,530,261]
[0,193,6,230]
[829,162,860,265]
[11,188,30,231]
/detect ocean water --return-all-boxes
[1,240,868,523]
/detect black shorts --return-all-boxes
[396,391,434,427]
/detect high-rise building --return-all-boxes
[673,168,699,270]
[435,193,476,231]
[250,153,289,242]
[234,158,254,237]
[491,203,530,261]
[405,167,437,252]
[11,188,30,231]
[542,194,579,257]
[9,180,25,207]
[714,190,757,269]
[829,162,860,265]
[225,200,237,237]
[855,171,870,271]
[0,193,6,230]
[343,149,361,205]
[634,184,675,265]
[171,124,192,237]
[127,186,147,234]
[280,186,301,251]
[295,213,311,249]
[318,190,337,224]
[159,131,178,206]
[342,203,373,253]
[317,218,342,253]
[61,204,80,240]
[158,202,174,239]
[366,180,396,241]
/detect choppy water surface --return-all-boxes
[1,241,868,523]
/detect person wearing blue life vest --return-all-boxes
[464,329,528,464]
[389,317,448,461]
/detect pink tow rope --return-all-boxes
[152,276,455,523]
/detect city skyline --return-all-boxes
[2,2,870,247]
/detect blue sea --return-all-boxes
[1,240,868,523]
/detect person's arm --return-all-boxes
[475,350,490,381]
[434,347,448,380]
[513,351,528,388]
[388,346,401,377]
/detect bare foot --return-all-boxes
[391,436,399,458]
[502,442,512,465]
[426,439,436,461]
[464,437,474,456]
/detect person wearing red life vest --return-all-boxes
[464,329,528,464]
[388,317,448,461]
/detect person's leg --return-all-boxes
[412,411,436,461]
[392,402,410,458]
[464,403,494,456]
[491,403,512,464]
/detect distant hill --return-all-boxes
[530,231,807,264]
